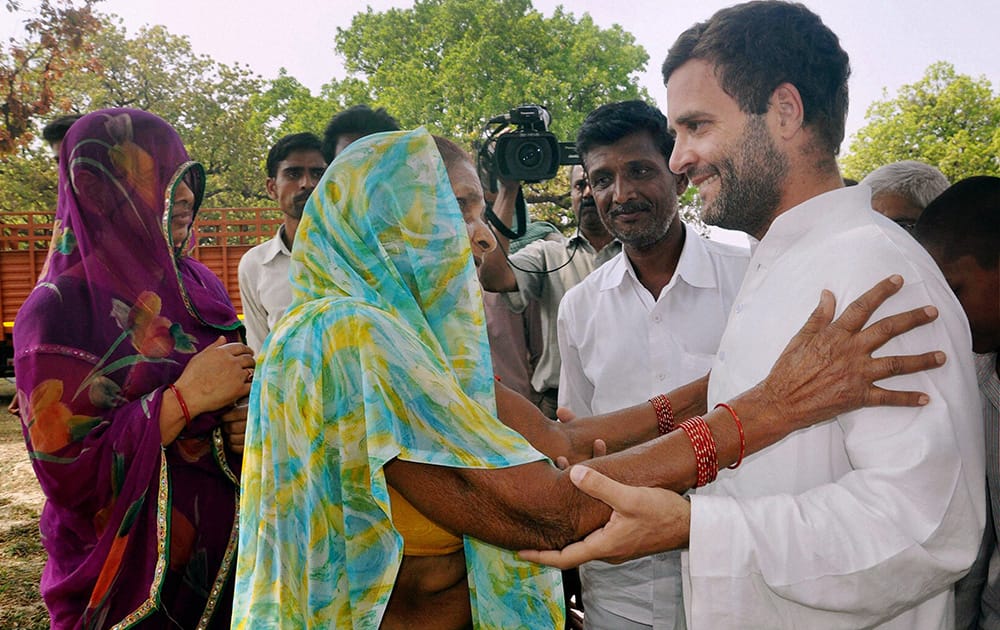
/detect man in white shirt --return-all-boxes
[238,133,326,350]
[558,100,748,629]
[912,176,1000,629]
[525,3,985,628]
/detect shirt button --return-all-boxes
[735,303,744,314]
[652,314,662,323]
[657,373,665,381]
[718,351,727,362]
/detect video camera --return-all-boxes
[476,104,580,238]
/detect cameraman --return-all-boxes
[477,168,620,419]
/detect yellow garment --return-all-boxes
[388,486,464,556]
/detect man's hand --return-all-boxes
[519,465,690,568]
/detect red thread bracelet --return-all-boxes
[678,416,718,487]
[168,384,192,426]
[714,402,746,470]
[649,394,675,435]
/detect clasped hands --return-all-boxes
[523,276,946,569]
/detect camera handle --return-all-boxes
[484,186,528,240]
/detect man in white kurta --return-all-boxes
[524,4,985,628]
[683,184,984,628]
[560,223,748,628]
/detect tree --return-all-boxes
[334,0,650,229]
[1,14,271,213]
[842,62,1000,182]
[0,0,101,155]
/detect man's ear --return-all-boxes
[265,177,278,201]
[771,82,804,140]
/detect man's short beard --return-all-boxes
[702,116,787,238]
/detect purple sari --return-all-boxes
[13,109,243,629]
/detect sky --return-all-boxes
[5,0,1000,147]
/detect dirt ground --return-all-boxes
[0,379,48,629]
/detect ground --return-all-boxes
[0,379,48,629]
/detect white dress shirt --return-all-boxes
[509,233,621,393]
[558,223,749,628]
[684,185,986,629]
[237,225,293,352]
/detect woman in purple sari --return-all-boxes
[13,109,255,629]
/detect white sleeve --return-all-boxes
[555,291,593,418]
[237,255,268,353]
[687,284,986,628]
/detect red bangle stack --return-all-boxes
[168,384,192,426]
[714,402,746,470]
[678,416,718,487]
[650,394,675,435]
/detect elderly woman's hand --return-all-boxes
[174,336,255,416]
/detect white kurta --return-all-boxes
[684,185,986,629]
[558,223,749,627]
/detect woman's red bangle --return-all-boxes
[168,384,192,426]
[715,402,745,470]
[678,416,718,488]
[650,394,675,435]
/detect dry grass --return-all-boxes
[0,379,48,629]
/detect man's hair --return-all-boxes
[432,135,474,172]
[860,161,950,210]
[322,105,401,162]
[576,100,676,168]
[266,132,323,178]
[42,114,84,144]
[662,1,851,156]
[914,175,999,269]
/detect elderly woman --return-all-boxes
[14,109,255,628]
[233,128,941,628]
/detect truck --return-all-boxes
[0,207,284,375]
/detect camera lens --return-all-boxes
[517,142,544,168]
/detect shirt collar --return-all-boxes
[751,185,874,266]
[261,223,292,263]
[600,223,718,291]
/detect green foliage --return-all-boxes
[842,62,1000,182]
[336,0,649,141]
[2,0,651,223]
[0,0,101,154]
[334,0,650,225]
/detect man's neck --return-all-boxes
[754,166,846,241]
[624,219,686,298]
[281,217,299,250]
[580,227,614,252]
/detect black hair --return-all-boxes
[321,105,401,162]
[266,132,323,178]
[42,114,84,144]
[662,1,850,156]
[914,175,1000,269]
[576,100,675,168]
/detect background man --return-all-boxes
[526,3,984,628]
[237,132,326,350]
[861,160,950,228]
[41,113,83,163]
[320,104,400,163]
[558,100,748,629]
[478,165,620,418]
[913,176,1000,629]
